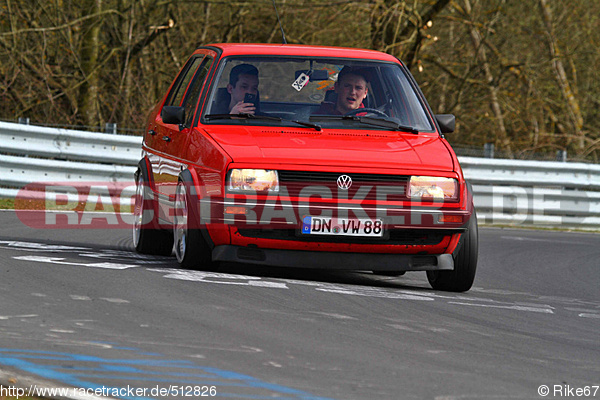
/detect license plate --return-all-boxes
[301,216,384,238]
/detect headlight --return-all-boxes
[409,176,458,201]
[227,169,279,192]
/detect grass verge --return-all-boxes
[0,199,15,209]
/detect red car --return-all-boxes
[133,43,478,292]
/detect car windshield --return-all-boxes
[203,56,435,133]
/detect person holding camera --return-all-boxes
[227,63,259,114]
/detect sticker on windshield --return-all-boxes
[292,73,310,91]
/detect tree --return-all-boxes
[370,0,451,68]
[0,0,598,161]
[539,0,584,149]
[78,0,103,127]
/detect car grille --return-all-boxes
[277,170,409,202]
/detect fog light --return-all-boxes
[225,206,247,215]
[438,215,463,223]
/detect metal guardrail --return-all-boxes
[460,157,600,228]
[459,157,600,190]
[1,121,598,229]
[0,121,140,201]
[0,121,141,165]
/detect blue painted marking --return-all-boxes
[0,356,151,400]
[100,365,145,373]
[112,346,142,351]
[71,374,244,386]
[5,353,199,368]
[0,348,336,400]
[55,365,214,379]
[76,374,247,387]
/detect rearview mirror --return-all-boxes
[295,70,330,81]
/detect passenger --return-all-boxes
[227,63,259,114]
[315,66,369,115]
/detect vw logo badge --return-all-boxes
[337,175,353,190]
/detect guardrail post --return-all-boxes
[556,150,567,162]
[18,117,30,125]
[105,122,117,135]
[484,143,495,159]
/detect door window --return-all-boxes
[164,56,205,107]
[182,57,213,128]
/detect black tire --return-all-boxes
[427,211,478,292]
[173,176,216,270]
[132,165,173,255]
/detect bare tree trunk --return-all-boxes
[539,0,584,149]
[370,0,449,68]
[462,0,512,157]
[108,1,134,123]
[78,0,103,128]
[402,0,450,69]
[200,3,212,43]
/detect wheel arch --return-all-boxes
[177,167,216,250]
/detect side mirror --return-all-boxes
[161,106,185,126]
[435,114,455,134]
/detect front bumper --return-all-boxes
[212,245,454,271]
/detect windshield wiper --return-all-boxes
[288,119,322,131]
[205,113,282,121]
[309,115,419,134]
[206,113,322,131]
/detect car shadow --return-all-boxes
[1,234,435,293]
[212,260,435,292]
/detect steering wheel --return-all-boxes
[344,107,388,118]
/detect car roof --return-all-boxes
[200,43,400,63]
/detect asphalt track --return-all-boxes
[0,210,598,400]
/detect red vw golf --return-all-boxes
[133,43,478,292]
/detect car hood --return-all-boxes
[203,126,455,172]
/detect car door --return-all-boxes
[154,51,216,222]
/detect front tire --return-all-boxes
[174,178,216,270]
[427,211,478,292]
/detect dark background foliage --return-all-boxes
[1,0,598,161]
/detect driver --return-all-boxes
[315,66,369,115]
